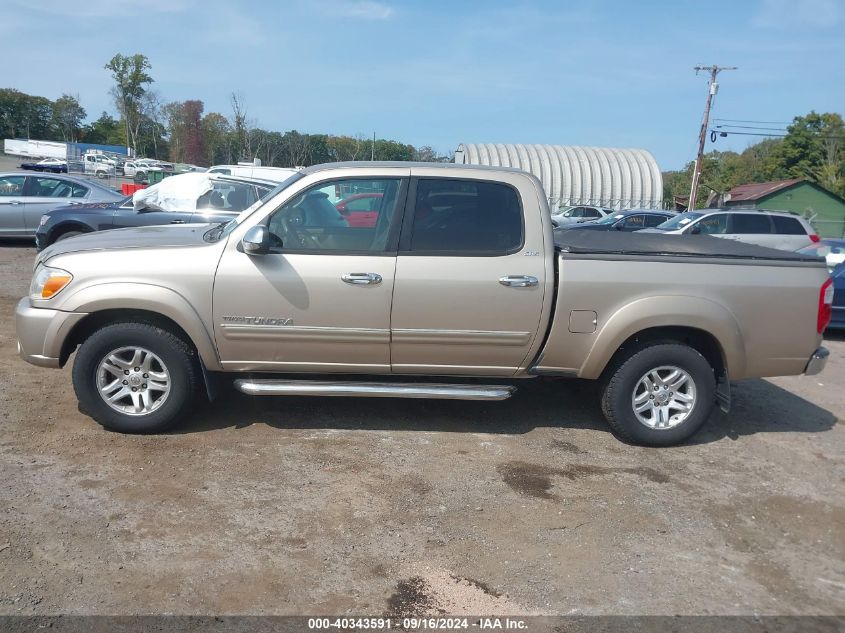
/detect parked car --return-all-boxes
[641,208,818,251]
[797,239,845,272]
[16,163,831,447]
[20,158,68,173]
[207,164,299,182]
[551,205,612,227]
[0,173,124,239]
[557,209,674,232]
[122,160,163,182]
[829,263,845,330]
[34,173,276,250]
[335,192,382,228]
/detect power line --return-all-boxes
[711,129,845,140]
[713,118,792,125]
[715,124,788,131]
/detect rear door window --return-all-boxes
[645,214,668,227]
[730,214,773,234]
[772,215,806,235]
[406,178,523,255]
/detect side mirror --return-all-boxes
[689,225,702,235]
[242,225,271,255]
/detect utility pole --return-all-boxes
[371,131,375,161]
[688,65,736,210]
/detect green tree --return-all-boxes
[201,112,233,165]
[105,53,154,152]
[51,94,86,142]
[776,112,845,195]
[80,112,124,145]
[0,89,54,139]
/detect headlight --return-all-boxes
[39,215,49,227]
[30,265,73,299]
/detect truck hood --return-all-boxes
[38,224,215,264]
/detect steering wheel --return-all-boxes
[281,209,322,249]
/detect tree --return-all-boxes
[80,112,124,145]
[181,100,206,166]
[202,112,233,165]
[776,112,845,195]
[230,92,251,160]
[105,53,154,152]
[0,89,54,139]
[52,94,86,142]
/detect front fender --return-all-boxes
[55,282,221,371]
[579,295,745,379]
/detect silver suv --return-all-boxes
[643,208,819,251]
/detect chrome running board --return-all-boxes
[233,379,515,401]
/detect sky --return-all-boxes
[2,0,843,170]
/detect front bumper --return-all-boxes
[804,346,829,376]
[15,297,87,368]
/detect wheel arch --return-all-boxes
[579,295,745,380]
[57,284,221,372]
[47,222,91,246]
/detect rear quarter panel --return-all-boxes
[535,254,828,380]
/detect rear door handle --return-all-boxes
[170,219,186,224]
[342,272,383,285]
[8,200,23,205]
[499,275,538,287]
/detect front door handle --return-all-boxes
[499,275,538,288]
[8,200,23,205]
[342,272,383,285]
[170,219,186,224]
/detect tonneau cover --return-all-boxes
[554,229,824,262]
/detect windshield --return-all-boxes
[205,171,305,242]
[654,212,703,231]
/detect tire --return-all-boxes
[134,171,146,183]
[600,343,716,447]
[54,230,84,243]
[72,322,198,433]
[96,170,106,179]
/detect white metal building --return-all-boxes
[454,143,663,210]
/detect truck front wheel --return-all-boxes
[600,343,716,446]
[72,322,198,433]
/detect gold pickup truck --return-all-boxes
[15,162,832,446]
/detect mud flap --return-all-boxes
[715,375,731,413]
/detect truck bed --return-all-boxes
[535,229,828,381]
[554,229,824,263]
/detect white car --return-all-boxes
[207,164,300,182]
[122,160,162,180]
[552,205,613,227]
[641,209,819,251]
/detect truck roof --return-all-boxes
[300,161,529,175]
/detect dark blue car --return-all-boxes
[35,175,275,250]
[555,209,674,231]
[829,263,845,330]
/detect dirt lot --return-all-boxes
[0,241,843,617]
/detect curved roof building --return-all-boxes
[454,143,663,210]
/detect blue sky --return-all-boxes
[2,0,843,169]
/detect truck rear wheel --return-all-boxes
[72,322,198,433]
[600,343,716,446]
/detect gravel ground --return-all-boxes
[0,240,843,616]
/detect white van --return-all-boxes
[207,164,299,183]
